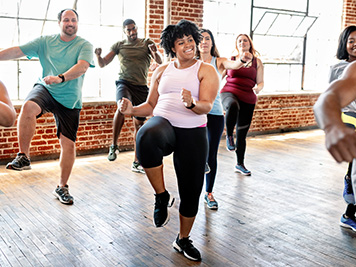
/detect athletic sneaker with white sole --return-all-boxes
[153,190,174,227]
[173,234,201,261]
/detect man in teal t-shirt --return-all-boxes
[0,9,94,205]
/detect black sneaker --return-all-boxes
[6,152,31,171]
[153,191,174,227]
[53,185,74,205]
[173,234,201,261]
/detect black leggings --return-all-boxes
[206,114,224,193]
[136,116,208,217]
[221,92,255,165]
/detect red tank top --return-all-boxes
[221,57,258,104]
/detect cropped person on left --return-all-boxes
[0,80,16,127]
[119,20,219,261]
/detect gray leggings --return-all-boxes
[136,116,207,217]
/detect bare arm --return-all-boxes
[148,43,162,65]
[0,81,16,127]
[43,60,90,85]
[218,52,254,74]
[119,64,168,117]
[314,62,356,162]
[181,63,219,115]
[94,48,116,68]
[253,58,264,94]
[0,47,25,60]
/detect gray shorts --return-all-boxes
[25,84,81,142]
[116,79,148,121]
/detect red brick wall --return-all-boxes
[343,0,356,26]
[0,93,318,163]
[0,0,325,163]
[250,93,319,134]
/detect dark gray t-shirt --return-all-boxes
[111,38,154,86]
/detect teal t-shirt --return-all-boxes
[20,34,94,109]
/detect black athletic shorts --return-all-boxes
[116,79,148,121]
[25,84,81,142]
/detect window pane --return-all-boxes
[18,20,43,44]
[76,0,100,25]
[18,0,50,19]
[46,0,76,21]
[0,0,18,16]
[101,0,124,25]
[0,62,18,100]
[123,0,145,27]
[254,35,304,64]
[0,18,18,47]
[254,0,308,12]
[18,61,42,99]
[205,0,343,92]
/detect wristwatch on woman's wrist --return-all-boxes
[186,98,196,109]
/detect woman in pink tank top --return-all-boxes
[119,20,219,262]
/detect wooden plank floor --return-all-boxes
[0,129,356,267]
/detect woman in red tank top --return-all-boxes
[220,34,264,175]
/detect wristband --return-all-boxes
[186,98,196,109]
[240,58,247,64]
[58,74,65,83]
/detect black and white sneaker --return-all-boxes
[153,190,174,227]
[6,152,31,170]
[173,234,201,261]
[53,185,74,205]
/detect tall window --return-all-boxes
[0,0,146,101]
[203,0,343,92]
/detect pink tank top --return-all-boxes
[153,60,206,128]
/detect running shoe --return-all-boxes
[107,145,119,161]
[235,164,251,176]
[53,185,74,205]
[6,152,31,171]
[173,234,201,261]
[153,191,175,227]
[343,175,355,204]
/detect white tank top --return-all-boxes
[153,60,206,128]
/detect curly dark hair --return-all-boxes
[160,19,202,58]
[336,25,356,60]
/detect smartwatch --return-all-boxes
[58,74,65,83]
[186,98,196,109]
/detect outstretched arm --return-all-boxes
[253,58,264,94]
[0,47,25,60]
[148,43,163,65]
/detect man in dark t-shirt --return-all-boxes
[95,19,162,173]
